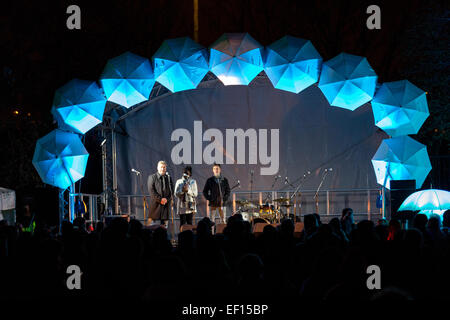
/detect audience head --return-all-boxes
[313,213,322,226]
[413,213,428,231]
[341,208,354,223]
[442,210,450,228]
[197,217,214,237]
[427,214,441,231]
[329,217,341,232]
[377,218,388,227]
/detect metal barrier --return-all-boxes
[115,188,385,222]
[70,193,103,224]
[74,188,386,226]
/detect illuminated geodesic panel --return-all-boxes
[51,79,107,135]
[319,53,378,111]
[100,51,155,108]
[371,136,431,189]
[265,36,322,93]
[153,37,209,92]
[371,80,429,136]
[32,129,89,189]
[209,33,264,85]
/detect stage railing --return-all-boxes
[73,188,386,226]
[70,193,102,224]
[114,188,385,224]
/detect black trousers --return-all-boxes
[179,214,193,226]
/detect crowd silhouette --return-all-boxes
[1,209,450,301]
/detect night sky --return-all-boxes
[1,0,449,196]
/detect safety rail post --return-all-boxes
[326,190,330,215]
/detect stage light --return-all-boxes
[13,110,19,115]
[100,138,106,147]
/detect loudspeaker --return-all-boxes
[390,180,416,220]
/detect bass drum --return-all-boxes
[241,212,251,221]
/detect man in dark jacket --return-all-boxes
[202,163,230,224]
[147,160,174,227]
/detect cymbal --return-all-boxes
[235,199,258,207]
[243,203,258,209]
[280,204,293,208]
[273,197,290,203]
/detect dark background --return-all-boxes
[1,0,448,220]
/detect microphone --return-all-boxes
[131,168,141,175]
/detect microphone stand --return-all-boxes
[167,173,175,243]
[314,170,331,214]
[249,171,254,215]
[134,171,149,221]
[263,175,280,204]
[290,171,311,220]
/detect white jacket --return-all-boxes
[174,177,198,214]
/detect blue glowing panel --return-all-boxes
[265,36,322,93]
[319,53,378,111]
[399,189,450,212]
[51,79,107,135]
[32,129,89,189]
[371,80,429,137]
[371,136,431,189]
[209,33,264,85]
[153,37,209,92]
[100,52,155,108]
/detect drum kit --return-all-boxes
[231,167,333,224]
[234,197,294,224]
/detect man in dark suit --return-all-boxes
[147,160,174,227]
[203,163,230,224]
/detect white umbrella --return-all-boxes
[398,189,450,213]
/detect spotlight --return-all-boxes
[13,110,19,115]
